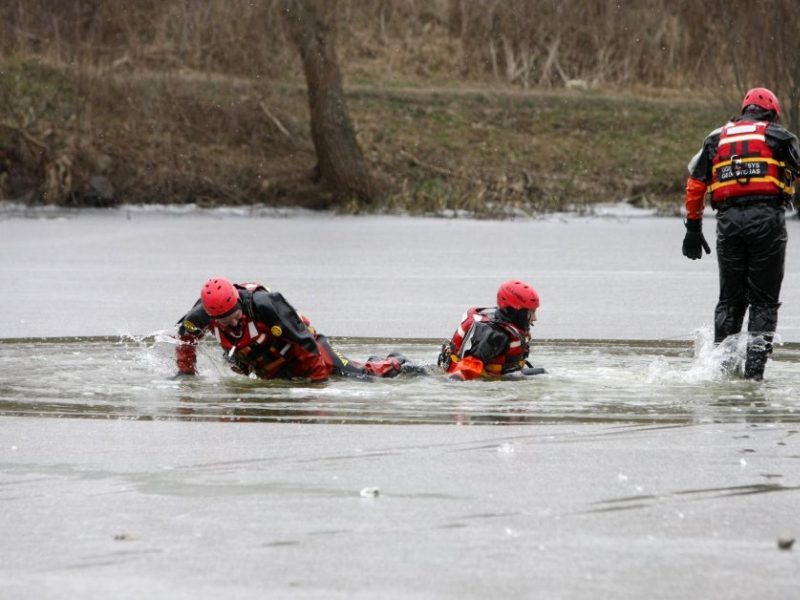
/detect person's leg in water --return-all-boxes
[366,351,429,376]
[314,334,372,378]
[742,205,786,381]
[316,335,426,378]
[714,208,748,375]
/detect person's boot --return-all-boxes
[387,352,429,376]
[744,352,766,381]
[363,352,427,377]
[744,336,771,381]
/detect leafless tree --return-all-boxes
[718,0,800,133]
[280,0,374,204]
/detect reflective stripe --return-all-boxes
[457,326,466,337]
[718,133,766,145]
[708,176,792,193]
[213,327,221,343]
[712,157,785,172]
[248,321,258,337]
[725,124,758,135]
[509,340,522,348]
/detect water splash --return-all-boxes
[685,326,744,382]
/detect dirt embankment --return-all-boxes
[0,58,727,215]
[4,0,781,214]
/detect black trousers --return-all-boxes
[714,203,787,344]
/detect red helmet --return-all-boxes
[201,277,240,317]
[497,280,540,311]
[742,87,781,117]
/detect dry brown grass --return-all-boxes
[1,1,797,211]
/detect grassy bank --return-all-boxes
[0,58,725,215]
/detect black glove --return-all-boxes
[682,219,711,260]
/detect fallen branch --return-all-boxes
[259,102,292,139]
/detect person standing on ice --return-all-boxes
[438,280,544,380]
[174,277,417,381]
[681,87,800,380]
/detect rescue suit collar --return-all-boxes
[499,307,532,331]
[739,107,777,123]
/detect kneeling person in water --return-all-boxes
[175,277,415,381]
[438,279,544,381]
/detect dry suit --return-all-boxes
[175,283,415,381]
[683,107,800,379]
[438,306,539,380]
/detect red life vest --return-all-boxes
[210,283,296,378]
[709,120,794,202]
[441,307,530,376]
[211,314,294,378]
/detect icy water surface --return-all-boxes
[2,333,799,425]
[2,209,800,599]
[3,206,800,341]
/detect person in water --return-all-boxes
[681,87,800,380]
[174,277,417,381]
[438,279,543,381]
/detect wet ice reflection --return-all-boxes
[1,331,798,425]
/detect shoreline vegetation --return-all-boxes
[1,1,798,216]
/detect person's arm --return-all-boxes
[686,132,719,215]
[449,322,509,381]
[783,133,800,175]
[175,301,209,375]
[684,176,707,221]
[788,134,800,204]
[682,131,718,259]
[767,124,800,175]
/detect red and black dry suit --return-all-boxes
[437,307,532,380]
[686,107,800,376]
[175,283,411,381]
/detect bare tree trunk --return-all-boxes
[280,0,373,204]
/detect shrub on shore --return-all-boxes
[2,1,790,214]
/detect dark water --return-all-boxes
[2,333,798,425]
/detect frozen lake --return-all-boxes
[1,206,799,598]
[2,204,799,342]
[2,417,798,600]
